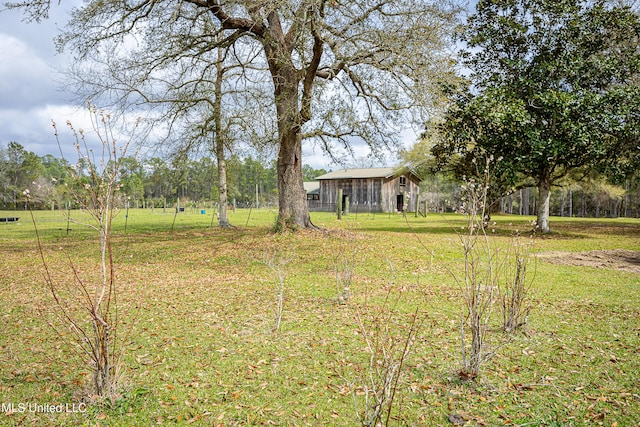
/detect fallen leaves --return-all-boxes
[3,222,640,425]
[448,413,465,425]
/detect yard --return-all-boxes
[0,208,639,426]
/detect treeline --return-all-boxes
[4,140,638,218]
[420,174,640,219]
[0,142,327,210]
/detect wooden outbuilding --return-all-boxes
[309,167,421,213]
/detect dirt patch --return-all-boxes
[536,249,640,273]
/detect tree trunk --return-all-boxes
[276,130,312,229]
[569,189,573,217]
[216,149,230,228]
[519,189,523,215]
[267,42,313,230]
[520,187,531,216]
[214,46,230,228]
[623,180,629,218]
[537,177,552,233]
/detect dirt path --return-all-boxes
[536,249,640,273]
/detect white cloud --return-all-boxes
[0,104,89,156]
[0,34,61,109]
[0,4,78,156]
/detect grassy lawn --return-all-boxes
[0,208,639,426]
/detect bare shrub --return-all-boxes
[500,234,535,334]
[454,157,501,378]
[345,261,422,427]
[450,157,537,378]
[27,107,136,399]
[334,238,358,305]
[404,156,538,381]
[451,157,537,378]
[261,246,294,332]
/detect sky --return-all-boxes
[0,3,97,161]
[0,4,418,170]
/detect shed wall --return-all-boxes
[314,174,420,213]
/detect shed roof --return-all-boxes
[303,181,320,194]
[315,167,398,180]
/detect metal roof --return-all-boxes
[314,167,398,180]
[303,181,320,194]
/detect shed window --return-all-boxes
[399,176,407,187]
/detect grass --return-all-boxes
[0,208,639,426]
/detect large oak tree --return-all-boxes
[432,0,640,232]
[9,0,460,230]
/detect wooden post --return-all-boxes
[403,191,408,218]
[66,201,71,235]
[344,196,349,215]
[337,189,343,220]
[124,200,130,233]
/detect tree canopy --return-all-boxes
[431,0,640,232]
[8,0,461,230]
